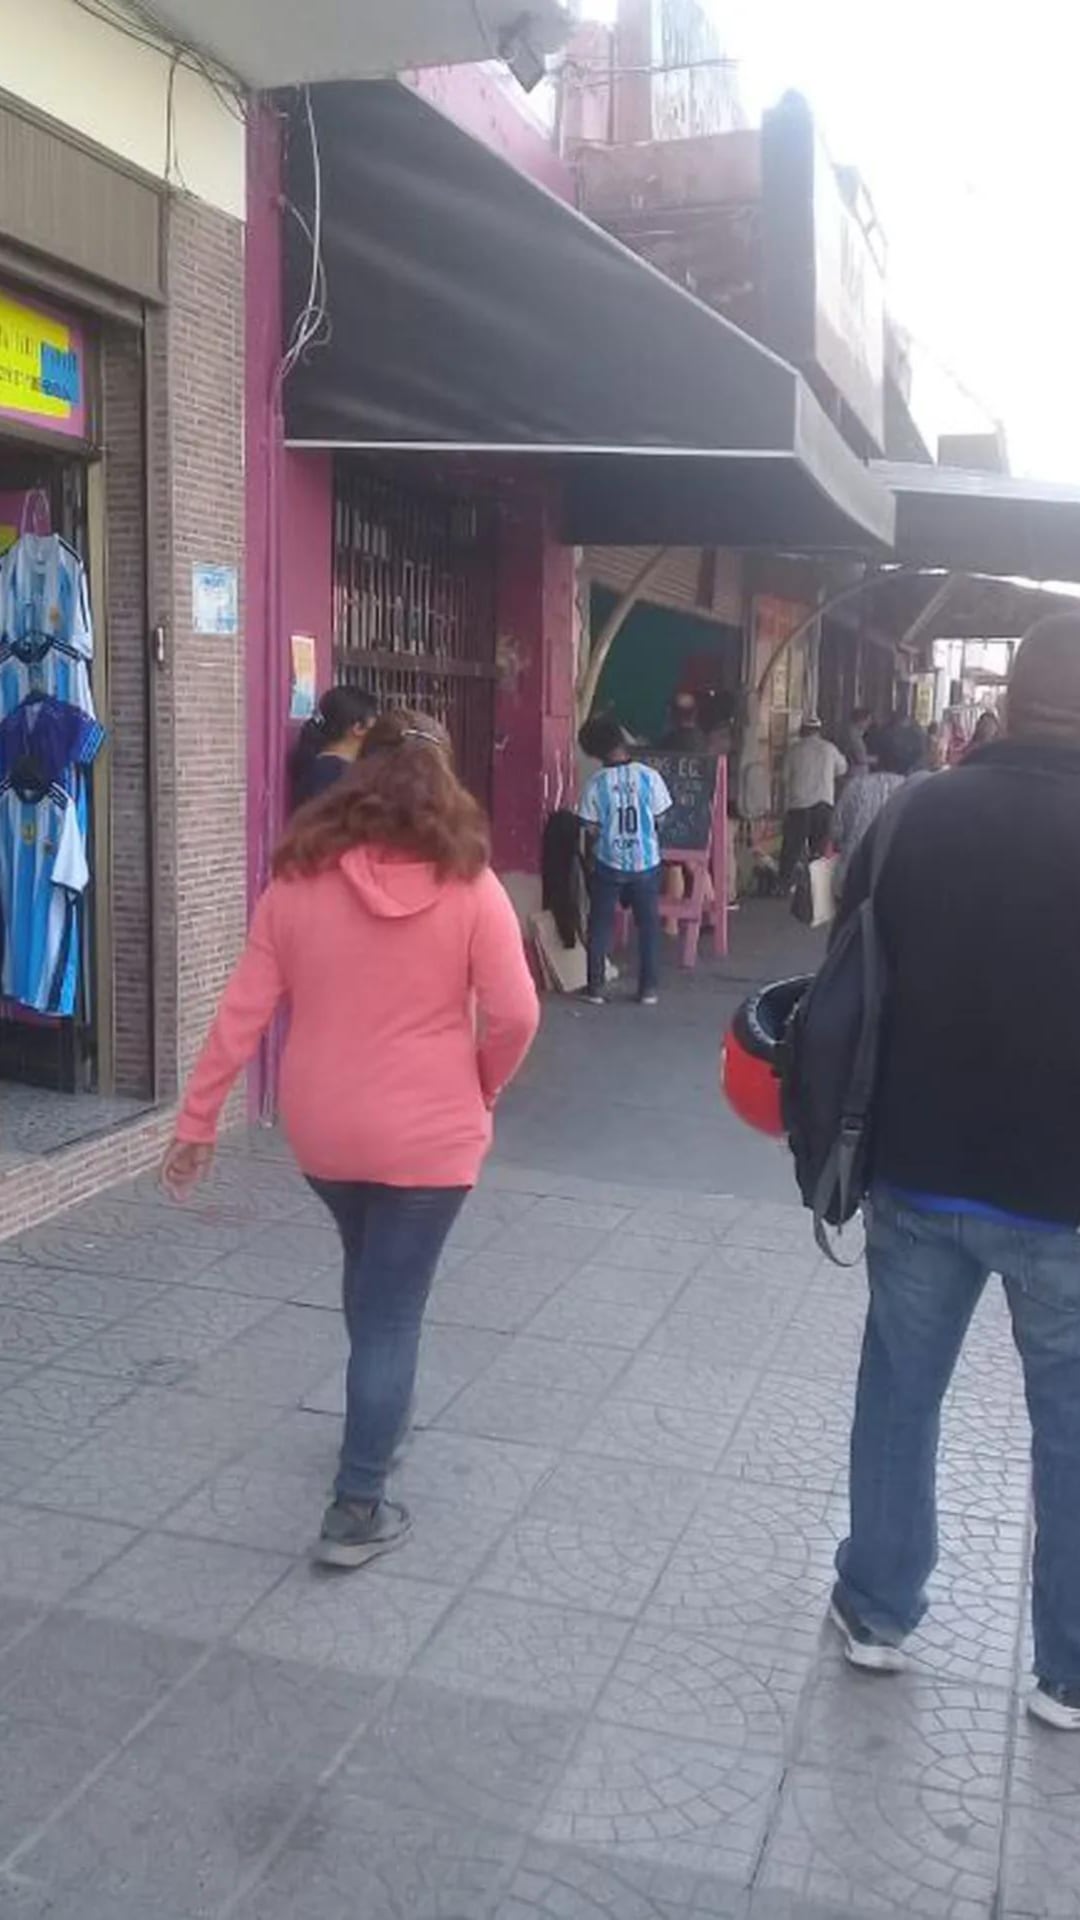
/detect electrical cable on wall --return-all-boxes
[68,0,248,121]
[279,88,329,379]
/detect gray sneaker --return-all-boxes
[313,1498,412,1570]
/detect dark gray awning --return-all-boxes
[874,462,1080,581]
[283,81,895,555]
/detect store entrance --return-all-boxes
[0,438,150,1158]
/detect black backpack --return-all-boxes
[781,778,927,1263]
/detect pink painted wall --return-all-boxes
[244,103,283,916]
[492,483,577,877]
[407,66,575,202]
[248,70,578,938]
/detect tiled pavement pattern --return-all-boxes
[0,1125,1066,1920]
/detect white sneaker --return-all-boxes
[1028,1683,1080,1731]
[829,1594,908,1674]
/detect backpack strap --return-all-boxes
[813,773,932,1266]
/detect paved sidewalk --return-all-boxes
[0,912,1064,1920]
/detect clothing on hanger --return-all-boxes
[0,534,95,719]
[0,774,88,1015]
[0,693,104,798]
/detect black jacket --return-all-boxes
[841,740,1080,1224]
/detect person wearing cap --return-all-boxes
[779,715,847,887]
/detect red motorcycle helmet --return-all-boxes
[721,976,811,1137]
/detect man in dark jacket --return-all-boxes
[831,614,1080,1730]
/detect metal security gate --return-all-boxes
[332,465,498,805]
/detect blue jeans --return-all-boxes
[837,1188,1080,1686]
[587,862,661,997]
[306,1179,467,1502]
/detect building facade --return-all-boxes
[0,0,247,1232]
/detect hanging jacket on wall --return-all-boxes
[541,809,587,950]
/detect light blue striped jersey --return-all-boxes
[579,761,672,874]
[0,534,96,719]
[0,778,89,1014]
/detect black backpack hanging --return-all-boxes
[780,778,928,1264]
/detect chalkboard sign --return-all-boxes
[645,753,720,853]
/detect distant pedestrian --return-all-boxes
[829,614,1080,1730]
[163,710,539,1570]
[831,721,927,896]
[925,720,947,771]
[290,685,378,810]
[843,705,874,770]
[578,714,672,1006]
[779,716,847,887]
[967,708,1001,753]
[659,691,707,753]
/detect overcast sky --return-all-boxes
[584,2,1077,480]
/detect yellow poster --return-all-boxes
[0,290,85,436]
[289,634,317,720]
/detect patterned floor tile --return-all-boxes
[524,1287,665,1352]
[537,1721,778,1879]
[14,1431,222,1526]
[610,1354,758,1419]
[161,1459,329,1554]
[0,1610,199,1738]
[644,1483,841,1636]
[906,1521,1027,1686]
[0,1503,134,1602]
[337,1679,579,1831]
[433,1377,598,1449]
[414,1590,628,1710]
[235,1563,453,1676]
[716,1376,850,1494]
[796,1668,1010,1798]
[469,1335,630,1400]
[687,1246,821,1291]
[0,1308,102,1367]
[1001,1797,1080,1918]
[73,1533,290,1639]
[392,1430,555,1515]
[0,1369,133,1437]
[597,1622,805,1747]
[493,1844,749,1918]
[477,1514,675,1619]
[756,1765,1001,1918]
[573,1399,738,1475]
[233,1802,521,1920]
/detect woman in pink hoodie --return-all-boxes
[162,710,540,1568]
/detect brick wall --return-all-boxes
[100,324,153,1097]
[0,188,248,1240]
[154,193,247,1092]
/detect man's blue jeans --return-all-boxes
[587,862,662,998]
[307,1180,467,1503]
[837,1188,1080,1687]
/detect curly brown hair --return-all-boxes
[274,709,490,882]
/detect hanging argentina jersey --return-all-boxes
[0,779,89,1014]
[0,695,105,797]
[579,760,673,874]
[0,534,95,720]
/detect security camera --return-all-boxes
[498,12,548,93]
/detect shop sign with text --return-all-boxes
[761,97,885,452]
[0,289,87,440]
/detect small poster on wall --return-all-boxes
[192,563,239,636]
[289,634,317,720]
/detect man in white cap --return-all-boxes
[779,715,847,887]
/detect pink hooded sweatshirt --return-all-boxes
[177,848,540,1187]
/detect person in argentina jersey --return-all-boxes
[578,714,672,1006]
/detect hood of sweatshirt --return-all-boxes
[339,845,444,919]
